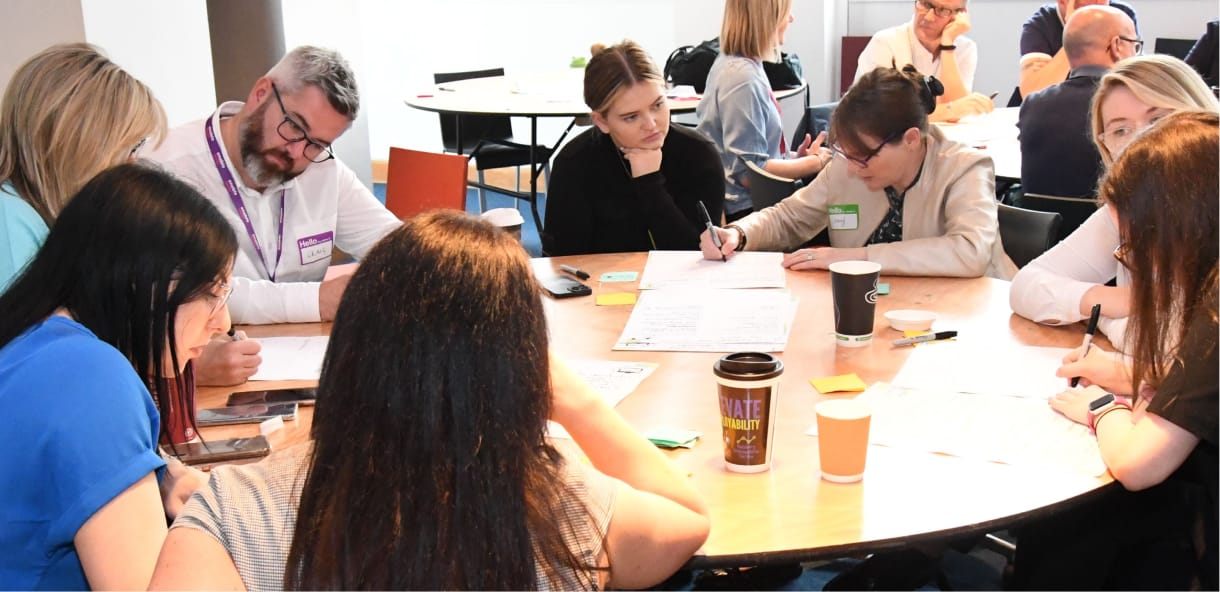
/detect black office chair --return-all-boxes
[792,101,838,149]
[744,160,800,211]
[997,203,1062,268]
[433,68,553,212]
[1154,38,1196,60]
[1013,191,1096,242]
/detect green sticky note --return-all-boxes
[877,282,890,295]
[600,271,638,283]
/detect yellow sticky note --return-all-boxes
[809,373,868,394]
[903,329,932,338]
[596,292,637,306]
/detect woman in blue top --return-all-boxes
[696,0,831,221]
[0,164,237,589]
[0,43,165,291]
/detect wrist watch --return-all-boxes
[1087,393,1129,432]
[939,44,957,51]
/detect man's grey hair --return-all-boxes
[267,45,359,120]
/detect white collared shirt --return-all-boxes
[143,102,401,324]
[855,19,977,91]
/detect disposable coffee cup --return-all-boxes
[829,260,882,347]
[815,398,872,483]
[713,352,783,473]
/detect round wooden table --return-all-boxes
[199,251,1112,567]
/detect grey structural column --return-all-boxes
[206,0,285,104]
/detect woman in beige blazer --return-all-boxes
[701,65,1015,279]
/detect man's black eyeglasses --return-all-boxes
[270,82,335,164]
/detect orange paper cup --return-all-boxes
[815,398,872,483]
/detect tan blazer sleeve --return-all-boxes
[733,164,838,251]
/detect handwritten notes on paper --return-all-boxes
[614,289,799,352]
[249,336,329,381]
[637,251,786,290]
[805,383,1105,476]
[890,340,1073,399]
[547,360,659,439]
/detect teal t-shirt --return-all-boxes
[0,182,49,292]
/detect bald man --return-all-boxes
[1019,0,1139,97]
[1017,5,1139,239]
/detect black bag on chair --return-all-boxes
[665,39,720,93]
[665,38,803,93]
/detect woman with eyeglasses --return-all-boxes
[1010,55,1218,348]
[0,43,166,291]
[1012,111,1217,589]
[542,40,724,256]
[149,210,710,590]
[0,164,237,589]
[701,65,1016,279]
[696,0,832,222]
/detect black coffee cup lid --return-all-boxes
[713,352,784,380]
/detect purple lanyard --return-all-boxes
[204,116,285,282]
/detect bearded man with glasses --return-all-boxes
[145,45,401,387]
[854,0,995,123]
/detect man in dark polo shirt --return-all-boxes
[1017,5,1138,240]
[1019,0,1139,98]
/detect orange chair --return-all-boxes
[384,147,470,220]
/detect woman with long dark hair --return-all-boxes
[1017,111,1218,588]
[0,163,237,589]
[151,210,709,590]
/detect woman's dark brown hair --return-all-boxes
[830,65,941,154]
[1100,110,1219,398]
[283,210,600,589]
[584,40,663,115]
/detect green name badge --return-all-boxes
[828,204,859,230]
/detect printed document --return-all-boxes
[548,360,658,439]
[249,336,329,381]
[614,289,798,352]
[890,340,1073,399]
[638,251,786,290]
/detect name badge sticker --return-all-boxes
[298,231,334,265]
[828,204,860,230]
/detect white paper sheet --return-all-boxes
[613,289,798,352]
[248,336,329,381]
[547,360,659,439]
[637,250,786,290]
[890,340,1073,399]
[805,383,1106,476]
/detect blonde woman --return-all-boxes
[1010,55,1217,348]
[696,0,830,221]
[0,43,165,290]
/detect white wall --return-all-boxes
[79,0,216,127]
[0,0,86,90]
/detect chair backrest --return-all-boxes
[1154,38,1196,60]
[792,101,838,148]
[744,160,800,211]
[384,147,469,220]
[840,36,871,96]
[433,68,513,153]
[996,203,1062,268]
[1016,191,1098,242]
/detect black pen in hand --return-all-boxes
[1070,303,1102,387]
[697,200,726,262]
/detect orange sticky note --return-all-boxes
[809,373,868,394]
[596,292,637,306]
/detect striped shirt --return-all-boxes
[173,443,617,591]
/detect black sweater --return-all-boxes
[542,124,724,256]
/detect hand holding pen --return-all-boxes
[1069,304,1102,387]
[696,201,726,262]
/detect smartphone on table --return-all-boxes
[196,403,298,427]
[172,435,272,466]
[226,387,317,407]
[539,275,592,298]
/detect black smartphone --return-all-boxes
[539,275,592,298]
[196,403,298,427]
[173,435,271,466]
[226,387,317,407]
